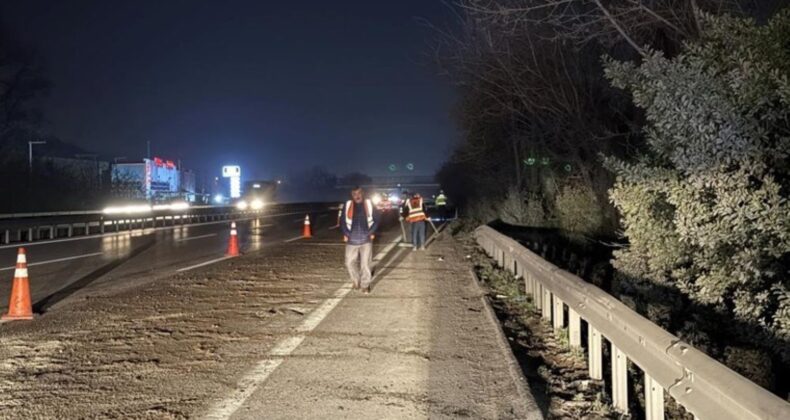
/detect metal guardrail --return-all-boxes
[0,202,336,245]
[475,225,790,420]
[0,204,226,220]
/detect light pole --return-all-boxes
[28,140,46,175]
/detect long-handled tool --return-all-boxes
[427,218,439,234]
[424,219,443,249]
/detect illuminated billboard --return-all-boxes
[222,165,241,198]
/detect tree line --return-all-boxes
[0,27,108,212]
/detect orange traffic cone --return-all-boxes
[303,215,312,238]
[2,248,33,321]
[226,222,240,257]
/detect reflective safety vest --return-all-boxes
[435,194,447,206]
[345,199,374,231]
[406,198,426,222]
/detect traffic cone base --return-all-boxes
[226,222,240,256]
[2,248,34,321]
[302,215,312,238]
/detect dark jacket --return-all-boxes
[341,200,379,245]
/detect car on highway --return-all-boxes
[234,180,278,211]
[371,192,398,212]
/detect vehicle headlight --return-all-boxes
[236,200,248,210]
[371,194,382,205]
[251,198,264,210]
[103,204,152,215]
[170,202,189,211]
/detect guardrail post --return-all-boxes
[3,229,8,244]
[27,227,34,241]
[568,308,581,348]
[541,289,552,321]
[553,296,564,331]
[588,325,602,380]
[534,278,542,310]
[67,224,73,237]
[645,372,664,420]
[611,343,629,413]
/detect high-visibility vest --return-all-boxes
[406,198,426,222]
[436,194,447,206]
[345,199,374,231]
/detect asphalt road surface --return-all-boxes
[0,205,340,316]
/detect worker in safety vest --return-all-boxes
[341,186,379,293]
[406,193,428,250]
[435,190,448,220]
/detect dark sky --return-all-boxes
[0,0,458,180]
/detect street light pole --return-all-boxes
[28,140,46,175]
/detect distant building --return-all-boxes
[111,157,182,201]
[180,169,197,201]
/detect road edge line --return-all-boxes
[201,234,402,420]
[176,256,234,272]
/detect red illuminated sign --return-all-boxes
[152,157,176,169]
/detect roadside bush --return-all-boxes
[554,183,604,236]
[465,198,499,226]
[500,187,549,228]
[604,10,790,367]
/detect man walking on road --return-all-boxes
[342,186,379,294]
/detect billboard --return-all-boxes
[146,158,180,195]
[222,165,241,198]
[112,157,180,200]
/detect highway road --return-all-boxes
[0,205,343,316]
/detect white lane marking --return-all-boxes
[328,225,339,230]
[284,235,305,243]
[201,235,402,420]
[0,252,104,271]
[293,242,345,247]
[175,233,217,242]
[0,209,330,250]
[176,256,233,272]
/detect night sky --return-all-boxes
[0,0,457,181]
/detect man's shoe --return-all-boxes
[352,283,360,290]
[362,286,371,294]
